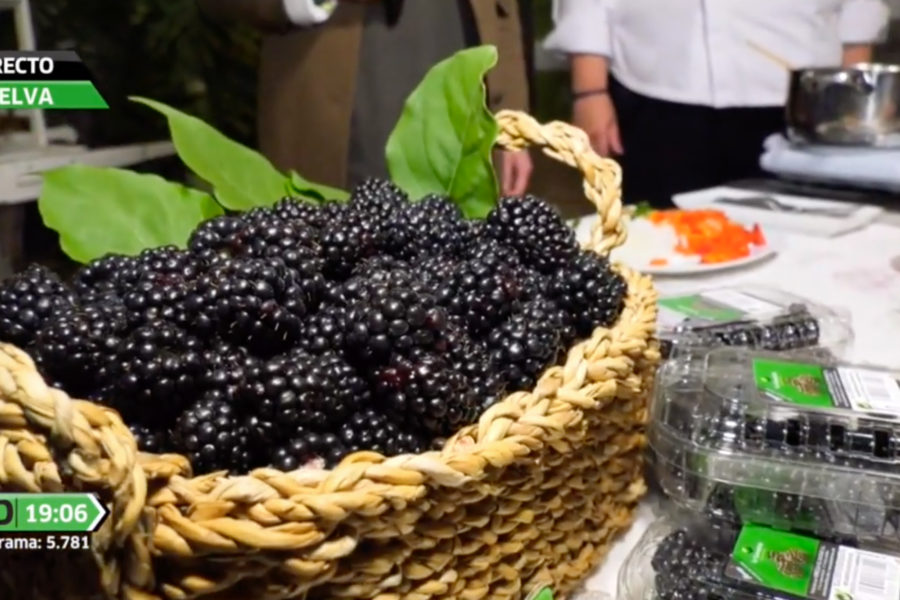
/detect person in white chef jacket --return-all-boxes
[545,0,892,208]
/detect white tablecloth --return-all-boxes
[570,216,900,600]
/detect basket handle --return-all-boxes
[495,110,628,256]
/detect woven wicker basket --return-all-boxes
[0,110,659,600]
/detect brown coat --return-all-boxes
[197,0,529,188]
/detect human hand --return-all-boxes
[500,150,533,196]
[573,93,623,157]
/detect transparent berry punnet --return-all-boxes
[650,347,900,545]
[619,514,900,600]
[657,287,852,359]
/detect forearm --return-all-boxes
[571,54,609,92]
[842,43,874,66]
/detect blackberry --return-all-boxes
[486,298,564,390]
[466,235,523,269]
[349,177,409,220]
[185,258,310,354]
[434,255,524,335]
[297,305,349,355]
[121,248,203,327]
[339,408,426,456]
[109,321,205,427]
[239,205,278,226]
[319,208,379,278]
[450,339,506,413]
[172,396,250,473]
[72,254,139,297]
[197,341,257,405]
[272,197,323,228]
[187,215,248,255]
[129,423,167,454]
[0,264,76,347]
[271,428,345,470]
[373,354,478,437]
[239,350,367,439]
[344,279,450,366]
[419,255,459,286]
[401,194,473,259]
[485,196,578,273]
[548,250,627,337]
[34,299,129,397]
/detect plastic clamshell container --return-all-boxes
[656,286,852,359]
[650,347,900,544]
[618,515,900,600]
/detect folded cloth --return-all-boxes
[760,134,900,193]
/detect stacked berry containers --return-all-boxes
[650,347,900,544]
[657,287,852,359]
[619,513,900,600]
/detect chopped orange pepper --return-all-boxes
[648,209,765,264]
[649,257,669,266]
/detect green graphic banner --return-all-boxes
[0,81,107,109]
[0,493,109,532]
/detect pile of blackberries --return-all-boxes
[650,525,738,600]
[0,179,627,473]
[661,305,821,359]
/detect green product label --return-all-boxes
[525,587,553,600]
[753,359,834,408]
[658,294,745,323]
[729,525,821,597]
[0,493,108,533]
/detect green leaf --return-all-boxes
[288,170,349,203]
[632,200,653,218]
[386,45,500,219]
[38,165,222,264]
[132,96,346,209]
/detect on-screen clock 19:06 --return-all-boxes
[0,493,109,533]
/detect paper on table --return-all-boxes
[760,134,900,193]
[671,185,883,237]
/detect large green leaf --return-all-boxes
[289,170,349,202]
[38,165,223,263]
[131,96,346,209]
[386,46,500,218]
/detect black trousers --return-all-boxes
[610,78,785,208]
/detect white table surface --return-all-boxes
[569,210,900,600]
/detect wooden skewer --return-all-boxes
[746,40,795,71]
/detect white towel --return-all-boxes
[760,134,900,193]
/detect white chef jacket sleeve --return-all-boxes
[838,0,891,43]
[282,0,336,26]
[543,0,612,56]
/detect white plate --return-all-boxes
[603,217,777,276]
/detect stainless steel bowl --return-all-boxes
[786,63,900,148]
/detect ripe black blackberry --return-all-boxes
[548,250,627,337]
[349,177,409,220]
[239,350,367,438]
[344,278,450,366]
[319,208,380,278]
[0,264,76,347]
[485,196,578,273]
[434,255,524,335]
[297,305,349,355]
[339,408,426,456]
[129,423,167,454]
[72,254,139,297]
[187,215,248,256]
[271,428,345,470]
[402,194,474,259]
[172,396,251,473]
[121,248,203,327]
[272,197,323,228]
[34,299,129,397]
[197,340,257,406]
[184,258,310,354]
[373,354,478,437]
[449,337,506,413]
[109,321,205,428]
[486,298,564,390]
